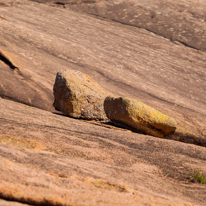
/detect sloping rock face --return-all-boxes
[0,48,54,112]
[68,0,206,51]
[1,97,206,206]
[104,96,177,138]
[53,70,110,120]
[0,0,32,7]
[0,1,206,205]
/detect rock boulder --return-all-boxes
[53,70,110,120]
[104,96,177,138]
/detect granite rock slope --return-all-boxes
[0,97,206,206]
[0,1,206,205]
[0,3,205,130]
[0,0,34,7]
[0,47,55,112]
[68,0,206,51]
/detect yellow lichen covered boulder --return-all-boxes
[104,96,177,137]
[53,70,110,120]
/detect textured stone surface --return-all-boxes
[53,70,110,120]
[104,96,177,138]
[0,0,33,7]
[0,47,54,112]
[0,2,206,143]
[0,1,206,205]
[1,97,206,206]
[68,0,206,51]
[0,199,31,206]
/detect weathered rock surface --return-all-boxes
[0,0,34,7]
[0,0,206,205]
[0,47,55,112]
[68,0,206,51]
[0,1,206,142]
[53,70,110,120]
[104,96,177,138]
[1,97,206,206]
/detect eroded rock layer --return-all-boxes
[0,0,206,205]
[0,97,206,206]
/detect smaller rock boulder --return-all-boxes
[104,96,177,138]
[53,70,110,120]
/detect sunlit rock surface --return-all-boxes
[0,0,206,205]
[104,96,177,138]
[53,70,110,120]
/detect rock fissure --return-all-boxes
[0,50,19,71]
[54,0,100,6]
